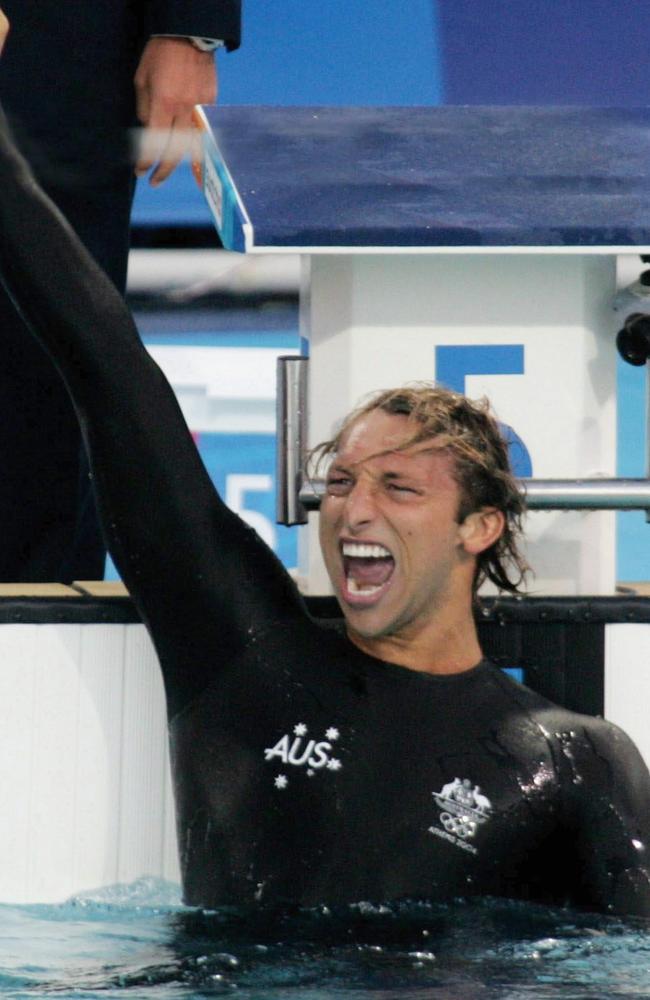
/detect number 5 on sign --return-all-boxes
[226,474,277,550]
[435,344,532,477]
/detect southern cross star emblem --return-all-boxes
[265,722,345,789]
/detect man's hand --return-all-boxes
[0,8,9,55]
[134,36,217,187]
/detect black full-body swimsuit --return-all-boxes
[1,111,650,917]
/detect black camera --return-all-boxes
[617,312,650,367]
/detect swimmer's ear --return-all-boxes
[457,507,505,556]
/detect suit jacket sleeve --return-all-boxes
[146,0,242,50]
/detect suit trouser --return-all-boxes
[0,169,134,581]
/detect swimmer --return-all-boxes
[0,106,650,917]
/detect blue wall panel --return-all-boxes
[437,0,650,105]
[219,0,442,106]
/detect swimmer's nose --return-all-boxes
[342,479,379,533]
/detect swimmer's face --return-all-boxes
[318,409,503,660]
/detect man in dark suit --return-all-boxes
[0,2,241,582]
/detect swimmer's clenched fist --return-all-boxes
[0,9,9,54]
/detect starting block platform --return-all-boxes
[193,106,650,252]
[194,105,650,597]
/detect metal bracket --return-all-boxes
[276,356,309,525]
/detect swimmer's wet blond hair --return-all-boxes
[311,384,529,596]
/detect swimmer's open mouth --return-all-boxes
[341,541,395,603]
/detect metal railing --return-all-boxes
[276,357,650,526]
[294,477,650,515]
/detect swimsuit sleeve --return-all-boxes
[0,106,306,705]
[567,718,650,917]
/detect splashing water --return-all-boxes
[1,878,650,998]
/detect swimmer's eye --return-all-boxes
[385,481,419,496]
[325,476,353,496]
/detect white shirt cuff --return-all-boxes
[151,35,224,52]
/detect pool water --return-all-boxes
[2,878,650,999]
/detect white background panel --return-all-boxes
[148,345,298,434]
[117,626,175,885]
[0,623,177,903]
[72,625,125,891]
[0,625,38,899]
[605,623,650,771]
[27,626,82,900]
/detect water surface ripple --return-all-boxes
[1,879,649,999]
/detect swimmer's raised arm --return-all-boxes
[0,106,304,710]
